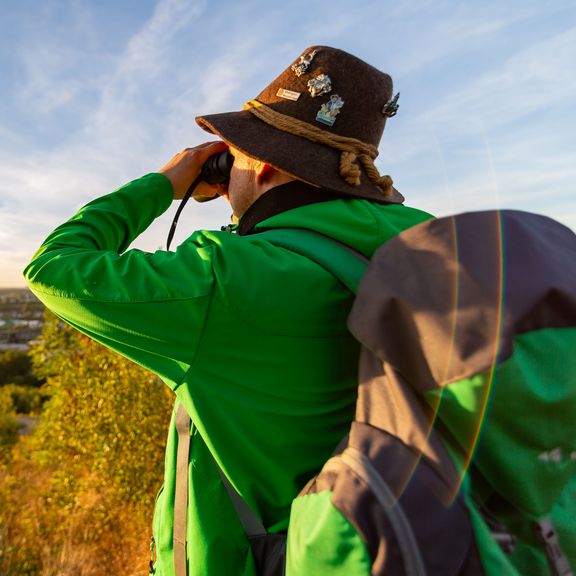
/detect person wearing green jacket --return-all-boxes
[24,46,433,575]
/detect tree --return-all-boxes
[0,311,173,574]
[0,349,42,387]
[0,388,19,462]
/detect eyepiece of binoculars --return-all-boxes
[200,151,234,185]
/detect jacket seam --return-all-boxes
[362,201,384,249]
[173,270,218,392]
[28,287,213,305]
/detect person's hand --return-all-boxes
[158,141,229,200]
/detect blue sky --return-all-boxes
[1,0,575,287]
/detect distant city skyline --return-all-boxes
[1,0,575,287]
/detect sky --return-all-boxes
[1,0,575,287]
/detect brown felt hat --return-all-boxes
[196,46,404,204]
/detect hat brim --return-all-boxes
[195,109,404,204]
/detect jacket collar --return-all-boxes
[237,181,345,236]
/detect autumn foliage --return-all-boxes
[0,312,173,575]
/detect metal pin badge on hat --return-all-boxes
[316,95,344,126]
[291,49,318,77]
[382,92,400,117]
[307,74,332,97]
[276,88,301,101]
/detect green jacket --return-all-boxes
[24,173,433,575]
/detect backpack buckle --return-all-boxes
[492,531,517,555]
[534,518,573,576]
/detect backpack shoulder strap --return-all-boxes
[174,403,191,576]
[174,402,266,537]
[257,228,370,294]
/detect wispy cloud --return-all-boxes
[19,49,84,115]
[412,161,576,225]
[375,1,543,78]
[376,20,576,232]
[117,0,206,81]
[1,0,574,286]
[381,23,576,176]
[0,0,226,285]
[13,1,104,118]
[422,26,576,129]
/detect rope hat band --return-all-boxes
[243,100,393,197]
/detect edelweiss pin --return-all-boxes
[316,95,344,126]
[307,74,332,98]
[382,93,400,117]
[291,50,318,77]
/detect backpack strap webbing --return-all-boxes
[174,403,191,576]
[258,228,369,294]
[173,403,266,575]
[215,463,267,537]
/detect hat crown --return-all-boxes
[255,46,394,147]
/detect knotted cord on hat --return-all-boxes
[243,100,393,197]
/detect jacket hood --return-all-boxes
[251,196,433,259]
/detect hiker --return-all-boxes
[24,46,433,575]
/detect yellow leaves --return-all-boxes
[0,310,173,573]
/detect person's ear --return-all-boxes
[254,161,275,184]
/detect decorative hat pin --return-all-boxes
[291,49,318,77]
[382,93,400,117]
[307,74,332,98]
[316,94,345,126]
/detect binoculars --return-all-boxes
[200,151,234,185]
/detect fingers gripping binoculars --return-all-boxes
[166,151,234,250]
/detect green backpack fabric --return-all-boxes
[261,209,576,576]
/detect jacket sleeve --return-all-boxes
[23,173,215,390]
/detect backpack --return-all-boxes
[172,210,576,576]
[260,209,576,576]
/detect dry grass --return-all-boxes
[0,439,156,576]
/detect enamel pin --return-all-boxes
[316,94,344,126]
[382,92,400,117]
[276,88,301,101]
[291,49,318,77]
[307,74,332,98]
